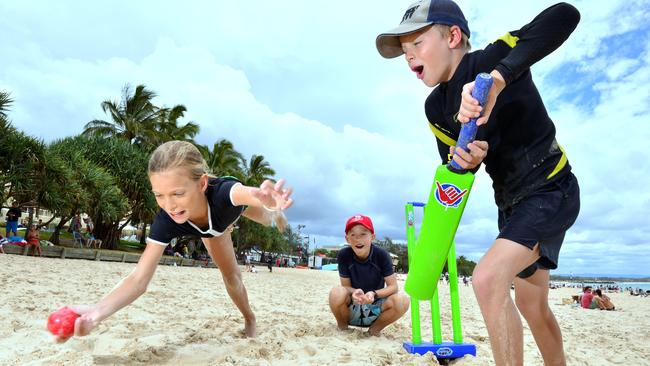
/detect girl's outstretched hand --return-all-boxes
[251,179,293,210]
[53,305,99,343]
[250,179,293,232]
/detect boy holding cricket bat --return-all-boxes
[377,1,581,364]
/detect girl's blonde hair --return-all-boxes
[148,140,210,181]
[433,24,471,51]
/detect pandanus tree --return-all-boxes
[0,92,49,215]
[0,91,74,235]
[49,136,155,249]
[47,139,130,245]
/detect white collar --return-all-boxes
[187,201,224,236]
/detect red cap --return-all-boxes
[345,214,374,234]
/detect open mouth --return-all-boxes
[354,245,365,249]
[169,210,186,219]
[411,65,424,79]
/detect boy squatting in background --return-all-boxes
[377,1,580,365]
[329,215,409,336]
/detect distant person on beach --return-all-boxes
[26,224,42,257]
[592,289,615,310]
[581,286,594,309]
[329,215,409,336]
[244,253,251,272]
[71,213,82,235]
[54,140,293,343]
[376,1,580,364]
[5,201,21,237]
[84,216,94,236]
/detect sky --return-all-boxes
[1,0,649,277]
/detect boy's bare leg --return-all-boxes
[368,293,409,336]
[514,269,566,366]
[472,239,540,366]
[329,286,351,330]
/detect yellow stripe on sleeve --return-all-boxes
[495,32,519,48]
[428,123,457,147]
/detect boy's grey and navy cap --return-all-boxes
[376,0,470,59]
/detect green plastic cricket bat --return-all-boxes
[404,73,493,300]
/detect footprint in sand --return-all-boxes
[303,345,317,356]
[338,352,352,363]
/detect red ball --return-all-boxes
[47,307,80,337]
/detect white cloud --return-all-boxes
[1,0,648,276]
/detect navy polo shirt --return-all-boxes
[337,244,394,293]
[147,177,245,245]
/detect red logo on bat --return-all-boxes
[435,181,468,208]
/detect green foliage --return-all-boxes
[82,84,199,152]
[199,139,245,178]
[82,84,159,146]
[1,84,286,255]
[241,154,275,186]
[454,255,477,277]
[0,90,12,121]
[47,136,154,248]
[0,117,48,205]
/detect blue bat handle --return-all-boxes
[448,73,493,173]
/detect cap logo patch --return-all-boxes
[401,5,419,23]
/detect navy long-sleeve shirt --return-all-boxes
[425,3,580,210]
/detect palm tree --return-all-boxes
[241,154,275,186]
[142,104,200,151]
[200,139,244,177]
[82,84,159,146]
[0,90,12,121]
[159,105,199,140]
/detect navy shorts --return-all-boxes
[497,173,580,278]
[5,221,18,234]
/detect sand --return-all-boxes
[1,255,649,365]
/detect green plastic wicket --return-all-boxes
[448,241,463,343]
[405,202,466,346]
[405,203,421,344]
